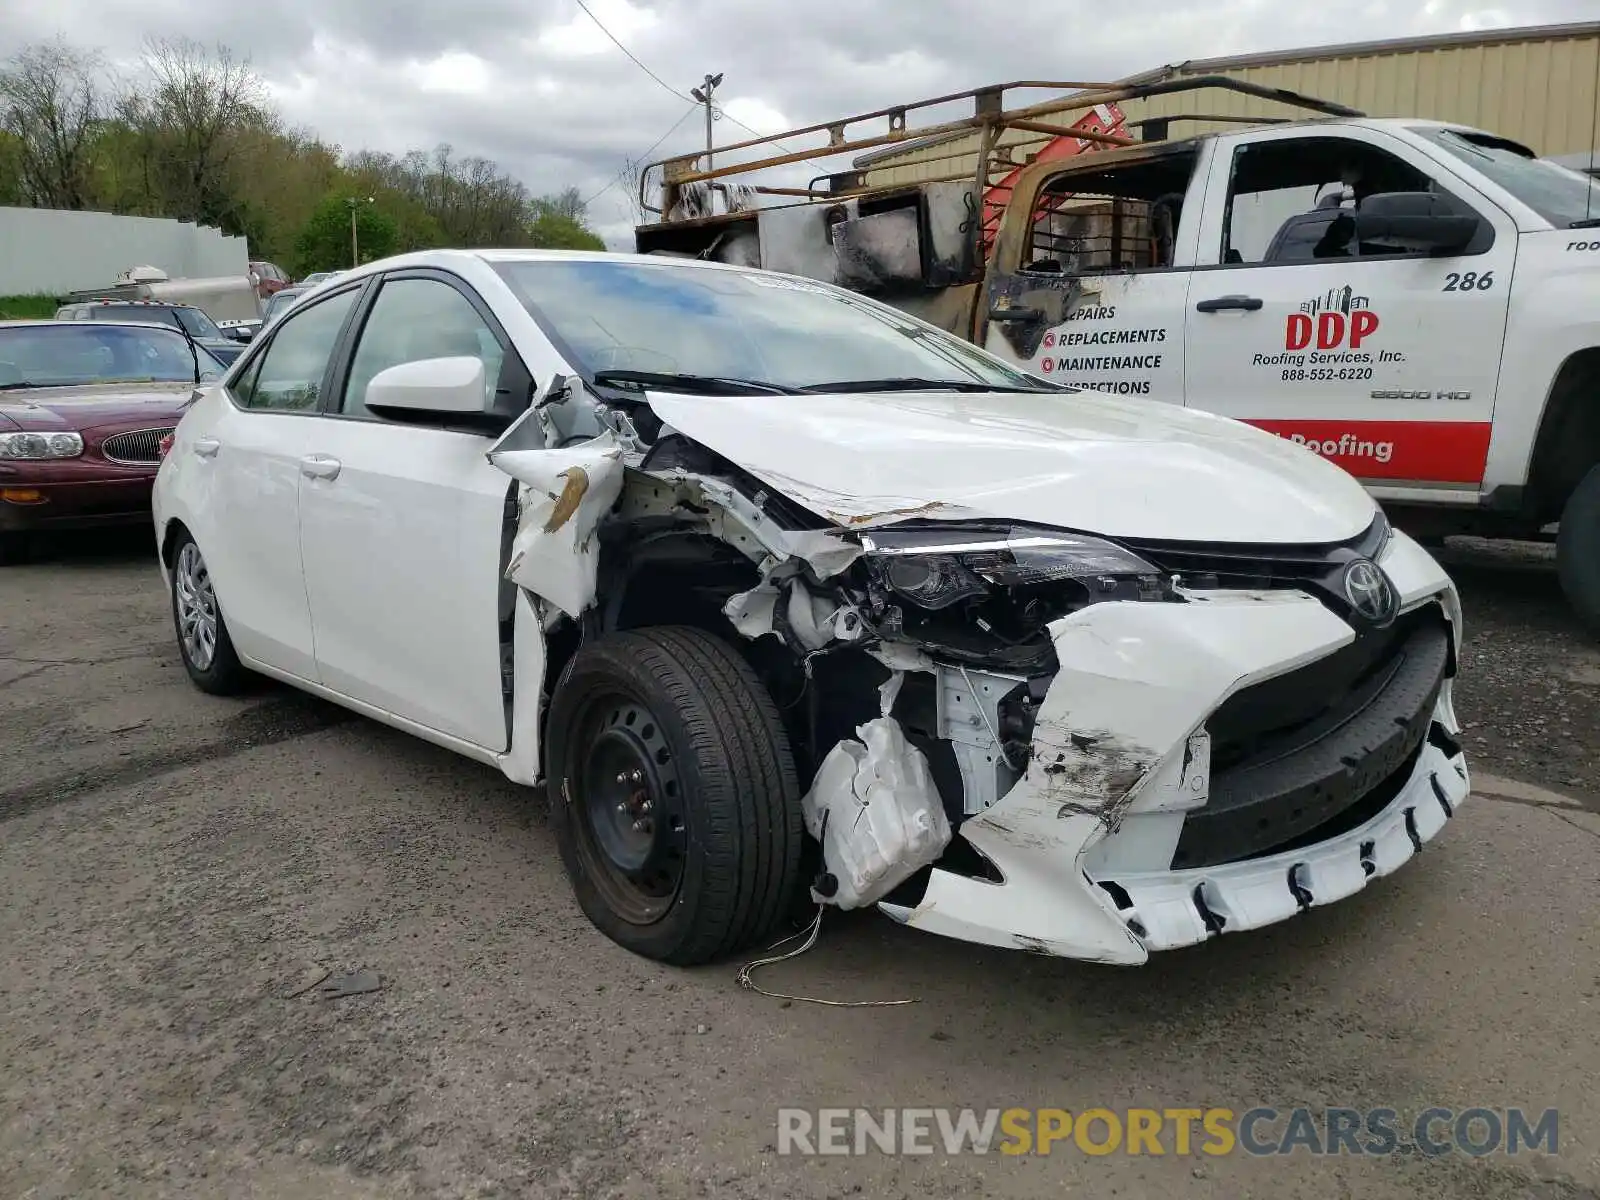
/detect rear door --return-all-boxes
[184,283,364,681]
[296,269,528,751]
[1182,125,1515,494]
[979,143,1203,403]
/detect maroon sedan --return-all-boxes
[0,320,225,562]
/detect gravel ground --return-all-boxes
[1437,538,1600,794]
[0,530,1596,1200]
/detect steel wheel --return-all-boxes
[571,693,688,926]
[546,626,803,964]
[174,541,219,671]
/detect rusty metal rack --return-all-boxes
[638,75,1364,224]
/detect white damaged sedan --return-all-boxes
[153,250,1469,966]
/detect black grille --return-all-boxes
[101,427,174,465]
[1172,606,1452,869]
[1120,513,1392,625]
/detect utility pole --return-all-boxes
[347,196,374,268]
[689,73,723,171]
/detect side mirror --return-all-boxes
[366,356,488,420]
[224,326,255,343]
[988,305,1046,324]
[1351,192,1480,254]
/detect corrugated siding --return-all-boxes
[861,32,1600,181]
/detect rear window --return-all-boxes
[89,305,177,328]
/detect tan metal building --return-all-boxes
[856,20,1600,185]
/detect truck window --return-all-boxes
[1411,126,1600,228]
[1221,135,1480,264]
[1020,147,1201,276]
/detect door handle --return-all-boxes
[299,454,342,481]
[1195,295,1264,313]
[192,437,220,458]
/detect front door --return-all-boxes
[1183,126,1516,493]
[296,271,522,752]
[980,142,1204,404]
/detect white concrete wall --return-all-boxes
[0,207,249,295]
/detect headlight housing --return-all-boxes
[860,527,1169,611]
[0,431,84,460]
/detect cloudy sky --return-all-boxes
[0,0,1591,245]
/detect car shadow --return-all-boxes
[15,525,160,568]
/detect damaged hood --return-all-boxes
[646,389,1378,544]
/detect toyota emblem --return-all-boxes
[1342,558,1397,626]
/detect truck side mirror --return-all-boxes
[1351,192,1480,254]
[988,305,1046,324]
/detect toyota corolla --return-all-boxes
[152,250,1470,966]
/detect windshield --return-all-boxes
[1414,126,1600,227]
[492,259,1057,393]
[87,305,220,339]
[0,324,222,388]
[172,308,221,338]
[263,289,304,324]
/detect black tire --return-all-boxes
[1558,464,1600,636]
[169,530,249,695]
[545,625,803,965]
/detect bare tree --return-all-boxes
[0,39,110,209]
[619,159,650,224]
[540,186,586,220]
[122,37,269,224]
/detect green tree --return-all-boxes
[0,35,606,266]
[526,194,606,250]
[294,195,399,275]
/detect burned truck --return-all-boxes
[636,75,1600,636]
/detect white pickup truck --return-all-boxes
[635,76,1600,632]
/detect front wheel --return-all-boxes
[1558,465,1600,637]
[170,531,249,694]
[545,626,803,965]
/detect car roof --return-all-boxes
[76,298,198,310]
[323,246,841,292]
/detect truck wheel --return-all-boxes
[1557,463,1600,635]
[545,625,803,965]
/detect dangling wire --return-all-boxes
[736,904,919,1007]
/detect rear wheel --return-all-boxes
[171,532,249,694]
[1558,465,1600,637]
[545,626,803,965]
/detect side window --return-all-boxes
[1221,135,1480,264]
[339,277,505,420]
[1021,149,1201,275]
[236,288,358,412]
[229,350,265,407]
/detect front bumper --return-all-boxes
[879,530,1468,964]
[0,472,157,533]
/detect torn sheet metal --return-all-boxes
[879,590,1360,964]
[801,717,952,911]
[690,475,863,577]
[723,571,867,652]
[490,431,626,619]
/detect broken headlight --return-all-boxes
[861,529,1167,610]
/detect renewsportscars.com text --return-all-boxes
[776,1106,1559,1158]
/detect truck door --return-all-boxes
[980,142,1204,405]
[1183,125,1516,494]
